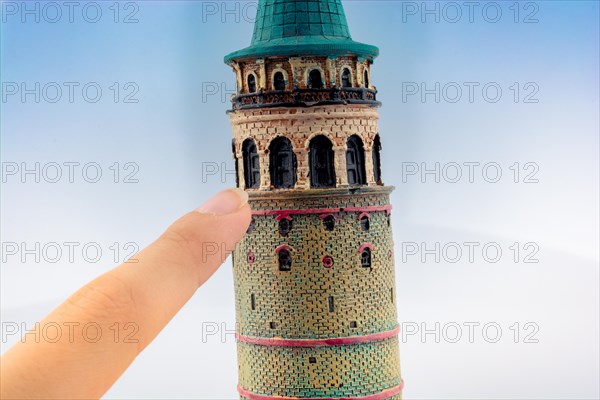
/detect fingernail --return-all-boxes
[196,188,248,215]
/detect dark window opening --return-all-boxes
[308,69,323,89]
[391,288,394,304]
[247,74,256,93]
[361,248,372,268]
[360,216,370,231]
[278,249,292,271]
[246,218,255,234]
[323,215,335,231]
[373,135,382,184]
[387,215,391,228]
[232,139,239,187]
[269,322,276,329]
[251,293,256,310]
[349,321,358,328]
[341,68,351,88]
[328,296,334,312]
[269,137,297,188]
[309,135,336,188]
[273,71,286,91]
[346,135,367,185]
[278,218,292,236]
[364,70,369,88]
[242,138,260,189]
[309,357,317,364]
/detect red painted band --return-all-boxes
[238,381,404,400]
[236,327,399,347]
[251,204,392,218]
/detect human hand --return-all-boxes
[0,189,251,399]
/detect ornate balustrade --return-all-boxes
[231,87,379,110]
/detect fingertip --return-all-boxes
[196,188,249,215]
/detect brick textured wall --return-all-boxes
[232,187,402,399]
[237,337,401,398]
[230,105,381,189]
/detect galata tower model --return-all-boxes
[225,0,403,399]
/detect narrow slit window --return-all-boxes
[341,68,351,88]
[273,71,286,90]
[372,135,382,184]
[361,248,372,268]
[278,249,292,271]
[328,296,334,312]
[232,139,239,187]
[251,293,256,310]
[360,216,370,231]
[247,73,256,92]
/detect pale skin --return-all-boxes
[0,189,252,399]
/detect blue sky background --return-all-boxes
[1,1,599,398]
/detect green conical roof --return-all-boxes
[224,0,378,63]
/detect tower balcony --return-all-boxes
[231,87,380,110]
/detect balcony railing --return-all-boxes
[231,87,379,110]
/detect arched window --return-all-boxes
[363,69,369,88]
[346,135,367,185]
[341,68,351,88]
[361,248,371,268]
[308,69,323,89]
[273,71,286,91]
[360,215,370,231]
[269,137,297,188]
[278,249,292,271]
[247,73,256,92]
[242,138,260,189]
[309,135,335,188]
[372,135,382,184]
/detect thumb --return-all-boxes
[0,188,251,400]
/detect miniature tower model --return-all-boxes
[226,0,402,398]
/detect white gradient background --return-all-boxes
[1,1,598,399]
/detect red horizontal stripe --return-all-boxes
[238,381,404,400]
[251,204,392,218]
[237,327,399,347]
